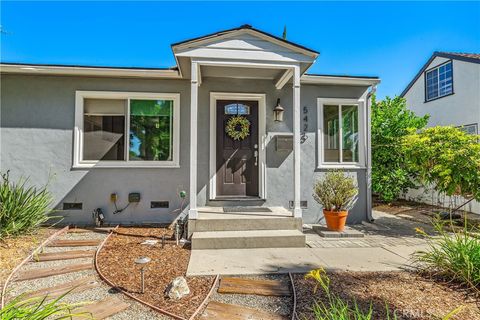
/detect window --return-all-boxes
[458,123,478,135]
[224,103,250,115]
[74,91,180,168]
[318,99,364,168]
[425,61,453,101]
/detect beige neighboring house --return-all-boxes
[401,51,480,214]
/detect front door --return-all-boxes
[216,100,259,197]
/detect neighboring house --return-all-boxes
[0,25,379,248]
[401,51,480,214]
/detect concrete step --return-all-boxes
[190,213,302,233]
[191,229,305,250]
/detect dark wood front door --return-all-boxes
[216,100,259,197]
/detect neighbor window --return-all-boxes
[75,91,180,168]
[425,61,453,101]
[318,99,364,167]
[458,123,478,135]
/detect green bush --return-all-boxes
[0,292,91,319]
[371,96,429,202]
[0,171,54,237]
[414,219,480,292]
[404,126,480,201]
[313,171,358,211]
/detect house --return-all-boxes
[401,51,480,214]
[0,25,380,248]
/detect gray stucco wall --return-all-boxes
[1,74,369,225]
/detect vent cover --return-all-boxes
[63,202,82,210]
[289,201,307,209]
[151,201,169,209]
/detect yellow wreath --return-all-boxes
[225,115,250,141]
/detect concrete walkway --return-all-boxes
[187,210,431,276]
[187,243,428,276]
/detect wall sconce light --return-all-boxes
[273,98,285,122]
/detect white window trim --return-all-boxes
[317,98,366,169]
[74,90,180,168]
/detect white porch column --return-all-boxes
[189,61,199,219]
[293,65,302,218]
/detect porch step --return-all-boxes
[190,212,302,233]
[191,229,305,250]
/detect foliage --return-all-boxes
[305,268,464,320]
[404,126,480,201]
[225,115,251,141]
[414,219,480,292]
[313,171,358,212]
[0,171,55,237]
[0,292,91,319]
[371,96,429,202]
[305,268,392,320]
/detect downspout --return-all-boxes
[365,85,377,222]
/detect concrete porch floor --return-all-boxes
[186,210,431,275]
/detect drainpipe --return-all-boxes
[365,84,377,222]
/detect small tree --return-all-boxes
[404,126,480,202]
[371,96,429,202]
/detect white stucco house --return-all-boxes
[0,25,380,248]
[401,51,480,214]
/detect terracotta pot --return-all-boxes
[323,210,348,231]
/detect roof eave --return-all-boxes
[0,63,182,79]
[301,74,380,86]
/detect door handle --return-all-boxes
[254,150,258,166]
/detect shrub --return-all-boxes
[313,171,358,212]
[0,292,91,319]
[404,126,480,202]
[414,219,480,292]
[371,96,429,202]
[0,171,54,237]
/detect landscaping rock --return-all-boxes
[165,276,190,300]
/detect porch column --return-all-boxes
[293,65,302,218]
[189,61,199,219]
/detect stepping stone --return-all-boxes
[218,277,291,296]
[32,250,95,262]
[15,263,92,282]
[200,301,287,320]
[48,239,101,247]
[24,275,100,299]
[72,297,130,319]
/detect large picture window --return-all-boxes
[74,91,180,168]
[425,61,453,101]
[317,99,364,168]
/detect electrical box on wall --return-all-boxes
[128,193,141,203]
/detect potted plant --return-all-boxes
[313,170,358,231]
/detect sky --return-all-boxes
[1,1,479,99]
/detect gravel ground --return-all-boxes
[5,229,186,319]
[208,274,293,316]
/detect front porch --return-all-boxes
[189,207,305,250]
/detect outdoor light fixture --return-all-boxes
[135,256,151,294]
[273,98,285,122]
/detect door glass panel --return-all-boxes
[342,105,359,162]
[323,105,340,162]
[225,103,250,115]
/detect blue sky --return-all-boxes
[1,1,479,99]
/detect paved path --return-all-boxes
[187,211,431,276]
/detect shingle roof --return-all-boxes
[400,51,480,97]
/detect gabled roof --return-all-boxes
[400,51,480,97]
[171,24,319,57]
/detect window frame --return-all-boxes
[458,123,478,135]
[74,91,180,168]
[317,98,366,169]
[424,60,454,102]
